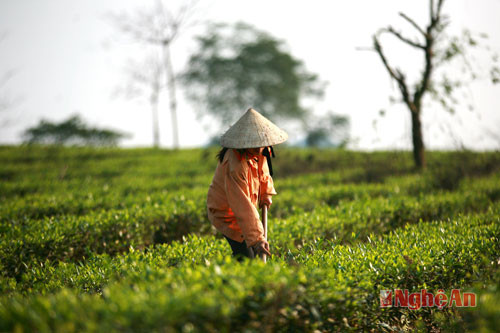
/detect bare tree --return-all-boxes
[106,0,200,149]
[113,53,164,148]
[369,0,499,169]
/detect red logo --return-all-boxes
[380,290,392,307]
[379,289,476,310]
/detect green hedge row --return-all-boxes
[2,174,498,283]
[1,208,499,332]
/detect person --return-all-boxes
[206,108,288,261]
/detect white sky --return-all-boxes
[0,0,499,150]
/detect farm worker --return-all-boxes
[207,108,288,261]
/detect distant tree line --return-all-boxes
[23,115,130,147]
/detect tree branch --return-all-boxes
[108,0,201,46]
[436,0,445,18]
[155,0,179,42]
[430,0,435,22]
[399,12,426,36]
[373,37,399,82]
[373,36,414,111]
[383,27,425,49]
[430,0,445,28]
[414,0,445,107]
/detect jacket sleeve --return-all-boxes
[224,164,265,247]
[260,156,277,198]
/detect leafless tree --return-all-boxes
[368,0,499,169]
[113,53,164,148]
[106,0,200,149]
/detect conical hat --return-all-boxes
[220,108,288,148]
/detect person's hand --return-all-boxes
[259,196,272,208]
[252,240,271,257]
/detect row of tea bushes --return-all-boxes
[1,208,499,332]
[272,189,497,249]
[0,195,210,281]
[5,198,500,297]
[2,174,498,283]
[4,164,498,222]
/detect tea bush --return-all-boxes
[1,146,499,332]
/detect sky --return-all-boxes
[0,0,499,150]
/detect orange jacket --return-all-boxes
[207,148,277,247]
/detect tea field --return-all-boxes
[1,145,500,332]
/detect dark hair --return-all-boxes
[216,147,229,163]
[217,146,275,175]
[216,147,246,163]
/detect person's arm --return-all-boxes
[224,165,265,247]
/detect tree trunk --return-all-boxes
[411,110,426,169]
[150,91,160,148]
[162,43,179,149]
